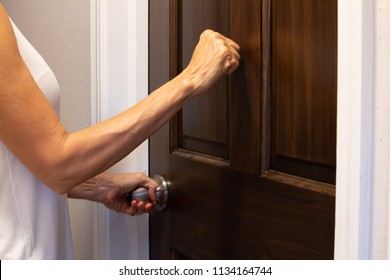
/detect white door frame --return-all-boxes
[335,0,390,259]
[90,0,149,260]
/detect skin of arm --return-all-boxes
[0,5,240,198]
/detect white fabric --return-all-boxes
[0,19,74,259]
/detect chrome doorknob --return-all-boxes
[125,175,168,211]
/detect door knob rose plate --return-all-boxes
[152,175,169,211]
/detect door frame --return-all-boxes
[90,0,390,259]
[335,0,390,259]
[90,0,149,260]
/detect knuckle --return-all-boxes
[201,29,212,38]
[135,172,146,180]
[218,44,229,55]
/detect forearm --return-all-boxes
[67,176,100,201]
[67,173,117,203]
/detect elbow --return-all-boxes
[38,157,80,195]
[43,170,77,195]
[28,133,98,195]
[49,180,73,196]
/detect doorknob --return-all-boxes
[125,175,168,211]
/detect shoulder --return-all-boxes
[0,4,18,50]
[0,4,24,83]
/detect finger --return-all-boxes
[148,186,157,204]
[127,200,137,216]
[129,200,152,216]
[145,202,154,213]
[229,47,241,62]
[129,201,146,216]
[224,55,240,75]
[131,202,142,216]
[136,201,146,214]
[141,174,159,201]
[227,39,240,52]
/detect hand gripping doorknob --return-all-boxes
[125,175,168,212]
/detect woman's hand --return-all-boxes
[183,29,240,97]
[68,173,158,216]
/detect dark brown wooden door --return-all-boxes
[149,0,337,260]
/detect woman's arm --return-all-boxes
[0,5,240,194]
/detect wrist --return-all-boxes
[181,65,220,99]
[67,175,102,202]
[175,68,201,99]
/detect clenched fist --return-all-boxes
[183,29,240,96]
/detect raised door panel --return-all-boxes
[270,0,337,184]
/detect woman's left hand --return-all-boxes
[68,172,158,216]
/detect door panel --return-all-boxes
[181,1,229,151]
[181,0,230,158]
[271,0,337,184]
[149,0,336,260]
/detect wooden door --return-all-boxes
[149,0,337,260]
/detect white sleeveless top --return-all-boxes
[0,20,74,259]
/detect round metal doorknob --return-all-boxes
[125,175,168,212]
